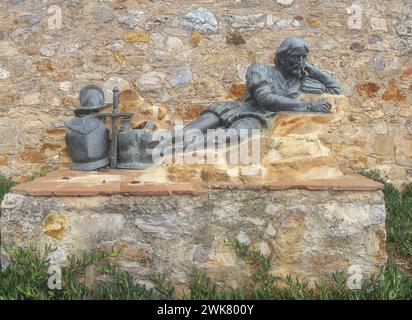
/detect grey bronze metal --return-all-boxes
[180,37,341,136]
[97,87,133,169]
[147,37,342,155]
[111,87,119,168]
[78,85,110,111]
[65,38,342,171]
[64,85,110,171]
[117,120,155,169]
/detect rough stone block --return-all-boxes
[1,185,386,293]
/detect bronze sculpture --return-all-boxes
[174,37,341,138]
[96,88,133,168]
[144,37,341,157]
[64,85,111,171]
[65,37,342,170]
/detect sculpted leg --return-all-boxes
[228,117,263,142]
[183,112,221,133]
[144,112,221,156]
[183,117,264,151]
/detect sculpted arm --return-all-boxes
[246,63,312,112]
[246,63,331,113]
[253,84,309,112]
[305,63,341,94]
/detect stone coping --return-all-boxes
[209,175,384,191]
[9,169,383,197]
[11,169,205,197]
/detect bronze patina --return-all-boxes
[64,85,111,171]
[65,37,342,170]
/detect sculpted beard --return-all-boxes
[291,64,305,77]
[281,58,306,78]
[291,58,307,77]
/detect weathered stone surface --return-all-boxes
[95,9,114,24]
[406,118,412,138]
[372,58,385,70]
[23,92,41,105]
[43,212,68,240]
[168,66,192,87]
[373,135,395,156]
[39,43,60,57]
[307,18,321,28]
[350,42,366,52]
[28,11,41,25]
[395,139,412,167]
[118,16,139,29]
[59,81,72,92]
[223,13,266,29]
[36,59,53,74]
[165,36,184,52]
[1,188,387,292]
[264,222,277,238]
[382,79,406,102]
[356,83,380,98]
[103,77,131,102]
[276,0,294,6]
[0,41,18,56]
[226,32,246,45]
[145,15,169,30]
[369,34,383,44]
[123,32,150,43]
[138,71,167,91]
[0,68,10,79]
[236,230,251,245]
[276,20,289,28]
[1,252,11,270]
[394,13,412,37]
[182,8,218,34]
[370,17,388,32]
[0,0,410,187]
[228,83,246,100]
[190,31,202,47]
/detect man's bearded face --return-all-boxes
[281,47,308,78]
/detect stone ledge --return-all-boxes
[10,170,382,196]
[0,188,387,293]
[11,169,205,197]
[210,175,383,191]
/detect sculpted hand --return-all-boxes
[308,101,332,113]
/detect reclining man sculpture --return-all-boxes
[145,37,342,158]
[183,37,341,136]
[65,37,342,170]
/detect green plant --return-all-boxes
[183,268,244,300]
[1,244,411,300]
[0,246,158,300]
[360,169,412,258]
[95,264,157,300]
[187,242,412,300]
[150,273,175,300]
[0,245,56,299]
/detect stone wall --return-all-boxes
[0,0,411,186]
[1,187,386,294]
